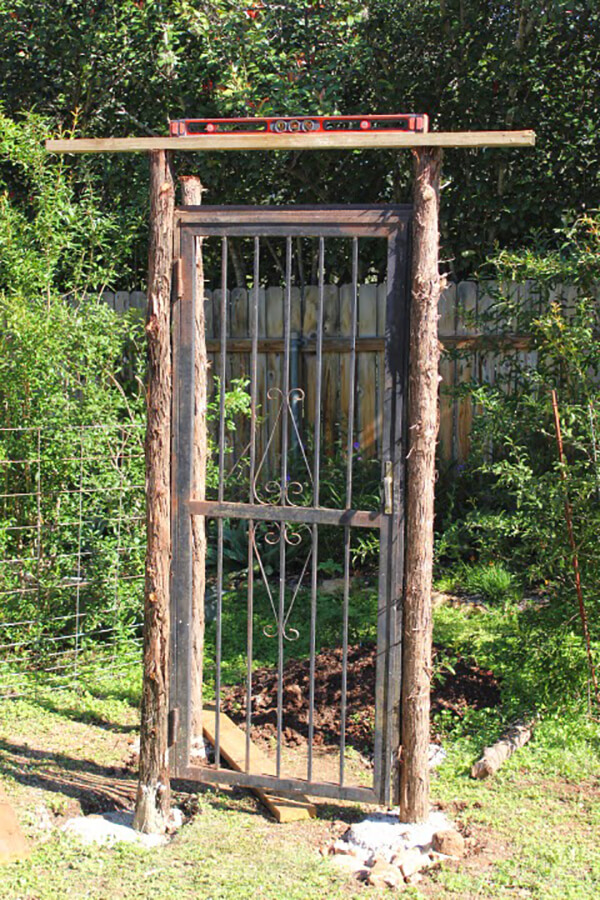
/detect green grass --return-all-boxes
[429,710,600,899]
[0,797,379,900]
[427,596,600,898]
[435,561,520,604]
[1,584,600,898]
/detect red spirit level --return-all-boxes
[169,114,429,137]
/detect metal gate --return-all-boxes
[170,206,411,805]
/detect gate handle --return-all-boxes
[384,461,393,515]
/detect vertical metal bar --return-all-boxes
[308,237,325,782]
[74,426,84,681]
[276,236,293,777]
[339,237,359,785]
[245,237,260,773]
[290,333,300,454]
[215,236,228,770]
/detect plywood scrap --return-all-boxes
[202,704,316,823]
[471,719,536,779]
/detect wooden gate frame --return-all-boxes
[170,205,411,805]
[47,127,535,828]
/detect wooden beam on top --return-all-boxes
[45,130,535,154]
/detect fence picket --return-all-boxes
[339,284,353,454]
[230,288,250,478]
[266,287,284,477]
[357,284,378,457]
[302,286,319,449]
[104,281,597,465]
[438,284,456,462]
[455,281,477,461]
[322,286,340,455]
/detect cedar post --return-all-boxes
[133,150,175,834]
[399,147,443,823]
[178,175,208,742]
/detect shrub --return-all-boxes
[0,112,146,664]
[435,212,600,706]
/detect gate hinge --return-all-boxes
[384,461,393,515]
[173,257,183,300]
[168,708,180,747]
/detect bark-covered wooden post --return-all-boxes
[399,147,443,823]
[133,150,175,834]
[178,175,208,743]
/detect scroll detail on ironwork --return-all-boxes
[252,387,313,507]
[250,521,312,642]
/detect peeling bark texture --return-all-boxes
[179,175,208,741]
[399,147,443,823]
[471,720,535,779]
[134,150,175,834]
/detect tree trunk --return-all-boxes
[134,150,175,834]
[399,147,443,823]
[178,175,208,743]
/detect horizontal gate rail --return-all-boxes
[189,499,382,529]
[176,204,411,233]
[180,765,379,804]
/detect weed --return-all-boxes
[436,561,519,604]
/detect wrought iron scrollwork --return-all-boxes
[252,387,313,508]
[250,521,312,642]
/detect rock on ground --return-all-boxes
[342,809,453,862]
[432,829,465,858]
[330,853,369,879]
[62,810,169,848]
[327,807,464,887]
[368,858,403,889]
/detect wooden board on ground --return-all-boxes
[0,785,29,863]
[202,704,317,823]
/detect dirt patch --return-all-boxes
[222,642,500,754]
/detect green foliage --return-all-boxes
[0,2,598,278]
[0,110,135,297]
[316,441,382,572]
[436,561,519,605]
[436,212,600,706]
[206,376,252,492]
[0,112,147,665]
[434,600,594,721]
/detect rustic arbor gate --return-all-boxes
[47,129,534,829]
[170,205,411,805]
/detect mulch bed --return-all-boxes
[222,643,500,754]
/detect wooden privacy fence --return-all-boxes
[103,280,583,464]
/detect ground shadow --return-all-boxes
[0,738,137,813]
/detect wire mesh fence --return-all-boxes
[0,423,145,698]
